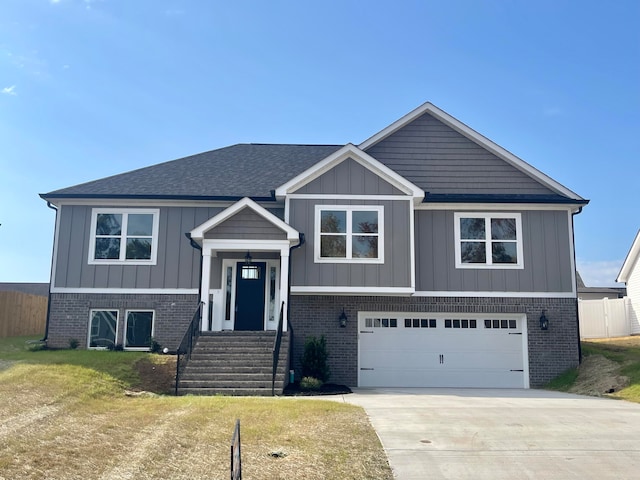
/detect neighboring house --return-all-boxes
[40,102,588,390]
[576,272,626,300]
[616,230,640,335]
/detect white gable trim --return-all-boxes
[189,197,299,242]
[275,143,425,202]
[617,230,640,283]
[359,102,584,201]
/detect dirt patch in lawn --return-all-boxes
[569,354,630,396]
[133,356,176,395]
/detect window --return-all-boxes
[88,310,118,349]
[315,205,383,262]
[454,213,523,269]
[125,310,154,350]
[89,209,159,265]
[365,317,398,328]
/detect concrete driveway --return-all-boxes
[336,388,640,480]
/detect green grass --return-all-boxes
[0,336,392,479]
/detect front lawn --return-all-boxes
[0,336,392,479]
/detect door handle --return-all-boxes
[439,354,444,364]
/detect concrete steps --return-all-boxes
[177,331,289,396]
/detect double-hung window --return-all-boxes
[89,209,159,265]
[315,205,383,263]
[454,213,523,269]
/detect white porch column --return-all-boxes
[200,250,212,331]
[280,248,290,332]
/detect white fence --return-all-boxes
[578,297,632,339]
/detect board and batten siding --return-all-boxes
[365,112,556,195]
[293,157,405,195]
[54,205,228,289]
[204,208,287,240]
[415,209,573,293]
[289,198,412,288]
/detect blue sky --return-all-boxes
[1,0,638,286]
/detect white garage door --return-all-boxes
[358,313,528,388]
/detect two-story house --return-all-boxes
[41,102,588,392]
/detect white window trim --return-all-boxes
[87,309,119,350]
[124,309,155,351]
[88,208,160,265]
[314,205,384,264]
[454,212,524,270]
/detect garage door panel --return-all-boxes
[359,313,527,388]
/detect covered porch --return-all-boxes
[189,197,301,333]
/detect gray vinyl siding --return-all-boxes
[293,157,406,195]
[205,208,287,240]
[54,205,227,289]
[289,198,411,288]
[365,113,556,195]
[415,209,573,292]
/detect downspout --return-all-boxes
[41,201,58,343]
[185,233,203,302]
[572,206,584,363]
[287,233,305,374]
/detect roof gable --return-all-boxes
[190,197,299,242]
[360,102,585,201]
[617,230,640,283]
[275,144,424,202]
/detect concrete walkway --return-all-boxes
[333,388,640,480]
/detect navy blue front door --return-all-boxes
[235,262,266,330]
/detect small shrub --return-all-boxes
[301,335,331,382]
[107,343,124,352]
[149,338,162,353]
[300,376,323,391]
[68,338,80,350]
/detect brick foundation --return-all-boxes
[289,295,579,388]
[47,293,199,350]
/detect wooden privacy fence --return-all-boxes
[578,297,632,339]
[0,291,47,338]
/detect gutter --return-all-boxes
[41,201,58,343]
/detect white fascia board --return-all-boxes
[291,286,415,295]
[190,197,299,242]
[359,102,585,201]
[412,291,577,298]
[51,287,199,295]
[617,230,640,283]
[202,238,292,252]
[275,143,424,201]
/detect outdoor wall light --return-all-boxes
[339,308,348,328]
[540,310,549,330]
[244,251,252,265]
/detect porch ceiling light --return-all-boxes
[339,308,348,328]
[540,310,549,330]
[245,251,252,265]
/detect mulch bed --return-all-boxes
[283,382,352,396]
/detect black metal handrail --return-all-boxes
[175,301,204,395]
[271,301,285,396]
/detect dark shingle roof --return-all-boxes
[42,144,343,200]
